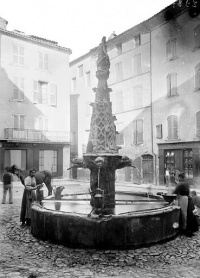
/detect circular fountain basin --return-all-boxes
[31,191,180,249]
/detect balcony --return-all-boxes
[4,128,71,143]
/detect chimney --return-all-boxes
[0,17,8,30]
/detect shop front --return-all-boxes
[158,141,200,189]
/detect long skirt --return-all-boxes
[20,189,36,223]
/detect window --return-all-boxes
[133,119,143,144]
[78,65,83,77]
[14,114,25,129]
[156,125,162,139]
[196,111,200,137]
[194,25,200,49]
[183,149,193,179]
[13,45,24,65]
[194,63,200,89]
[167,115,178,139]
[133,85,143,108]
[38,117,49,130]
[116,122,124,145]
[167,73,177,96]
[132,54,141,76]
[115,62,123,82]
[85,71,91,87]
[115,90,123,113]
[116,43,122,55]
[38,52,48,70]
[166,39,177,60]
[50,84,57,106]
[72,77,77,92]
[133,34,141,48]
[13,76,24,101]
[124,88,134,111]
[33,81,47,104]
[39,150,44,171]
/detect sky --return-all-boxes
[0,0,175,60]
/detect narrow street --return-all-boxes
[0,179,200,278]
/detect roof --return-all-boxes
[0,27,72,54]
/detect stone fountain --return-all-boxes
[31,37,180,249]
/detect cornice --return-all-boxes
[0,28,72,54]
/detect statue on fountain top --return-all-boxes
[96,36,110,89]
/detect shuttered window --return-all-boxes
[195,63,200,90]
[167,73,177,96]
[38,52,48,70]
[167,115,178,139]
[115,62,123,82]
[166,39,177,60]
[13,76,24,101]
[33,81,47,104]
[196,111,200,137]
[133,54,141,76]
[50,84,57,106]
[14,114,25,129]
[133,119,143,144]
[13,45,24,65]
[194,25,200,49]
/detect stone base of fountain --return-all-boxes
[31,199,180,249]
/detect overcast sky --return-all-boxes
[0,0,175,60]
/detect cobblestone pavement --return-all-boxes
[1,180,200,278]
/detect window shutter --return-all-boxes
[14,115,18,129]
[195,63,200,89]
[168,116,172,139]
[167,74,171,96]
[173,116,178,139]
[33,80,38,103]
[171,73,177,95]
[20,78,25,100]
[44,54,48,70]
[137,119,143,144]
[171,39,176,58]
[13,76,19,99]
[20,115,25,129]
[133,121,137,144]
[38,52,43,69]
[196,111,200,137]
[50,84,57,106]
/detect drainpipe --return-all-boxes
[146,23,157,186]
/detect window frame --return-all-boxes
[13,114,25,130]
[167,73,178,97]
[13,76,25,101]
[38,52,49,70]
[133,119,143,145]
[167,115,178,140]
[166,38,177,60]
[13,44,24,66]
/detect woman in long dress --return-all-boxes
[20,168,41,226]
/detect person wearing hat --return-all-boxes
[20,168,41,226]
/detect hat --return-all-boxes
[29,168,37,174]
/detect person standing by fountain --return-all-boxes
[173,172,198,237]
[2,167,13,204]
[20,168,42,226]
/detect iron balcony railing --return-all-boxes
[4,128,71,143]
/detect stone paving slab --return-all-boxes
[0,179,200,277]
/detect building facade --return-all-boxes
[70,4,200,188]
[150,5,200,188]
[0,17,71,178]
[70,23,153,184]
